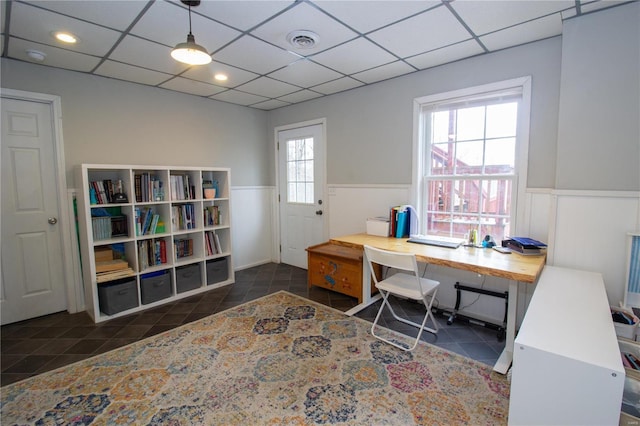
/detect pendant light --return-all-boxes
[171,0,211,65]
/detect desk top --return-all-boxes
[330,233,546,283]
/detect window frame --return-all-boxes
[411,77,532,238]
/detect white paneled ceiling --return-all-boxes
[1,0,633,110]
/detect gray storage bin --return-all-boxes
[176,263,202,293]
[207,257,229,285]
[140,270,172,304]
[98,278,138,315]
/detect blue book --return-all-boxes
[395,210,409,238]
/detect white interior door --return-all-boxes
[278,123,326,269]
[1,96,68,324]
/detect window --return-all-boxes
[286,137,314,204]
[413,78,531,243]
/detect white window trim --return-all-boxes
[411,76,532,236]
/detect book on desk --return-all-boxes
[503,237,547,255]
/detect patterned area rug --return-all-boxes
[1,291,510,425]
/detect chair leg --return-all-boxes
[371,290,438,351]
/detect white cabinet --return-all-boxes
[509,265,624,425]
[75,164,234,323]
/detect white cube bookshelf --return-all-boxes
[76,164,234,323]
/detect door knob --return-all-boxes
[48,217,58,225]
[315,210,323,215]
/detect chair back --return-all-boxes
[364,245,418,273]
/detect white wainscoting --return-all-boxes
[323,185,640,326]
[548,190,640,306]
[228,185,640,325]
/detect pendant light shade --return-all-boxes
[171,0,211,65]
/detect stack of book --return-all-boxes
[138,239,167,270]
[94,247,134,283]
[504,237,547,255]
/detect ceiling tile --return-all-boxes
[367,5,471,58]
[580,0,628,13]
[277,89,324,104]
[406,39,485,70]
[94,60,172,86]
[314,1,440,34]
[213,35,301,75]
[311,77,364,95]
[452,0,575,36]
[10,2,122,56]
[25,0,148,31]
[210,90,269,106]
[310,37,397,75]
[234,77,300,98]
[2,0,626,110]
[182,61,259,88]
[109,35,190,75]
[250,2,358,56]
[192,1,295,32]
[159,76,226,97]
[480,14,563,52]
[7,38,101,72]
[251,99,291,110]
[1,1,6,34]
[267,59,342,88]
[130,1,241,53]
[351,60,416,84]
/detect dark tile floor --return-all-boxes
[1,263,505,387]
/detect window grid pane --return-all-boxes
[424,99,518,241]
[286,138,314,204]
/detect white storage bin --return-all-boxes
[613,306,639,340]
[366,217,389,237]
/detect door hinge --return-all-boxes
[277,142,279,150]
[279,245,281,252]
[278,194,280,202]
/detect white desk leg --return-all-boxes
[493,280,518,374]
[344,251,381,316]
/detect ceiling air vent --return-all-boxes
[286,30,319,49]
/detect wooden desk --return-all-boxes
[329,233,546,374]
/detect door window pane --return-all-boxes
[286,138,314,204]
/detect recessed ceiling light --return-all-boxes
[26,49,46,62]
[52,31,78,44]
[214,74,228,82]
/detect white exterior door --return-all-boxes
[278,123,326,269]
[1,96,68,324]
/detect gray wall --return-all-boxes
[268,37,563,189]
[556,2,640,191]
[2,1,637,193]
[269,2,640,192]
[0,59,270,188]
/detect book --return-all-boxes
[149,214,159,234]
[96,267,135,283]
[95,259,129,273]
[134,174,142,202]
[214,233,222,254]
[395,209,409,238]
[141,209,153,235]
[505,237,547,255]
[506,242,543,255]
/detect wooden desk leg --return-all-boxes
[344,251,381,316]
[494,280,518,374]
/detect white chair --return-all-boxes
[364,245,440,351]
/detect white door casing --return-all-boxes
[277,121,327,269]
[1,90,74,324]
